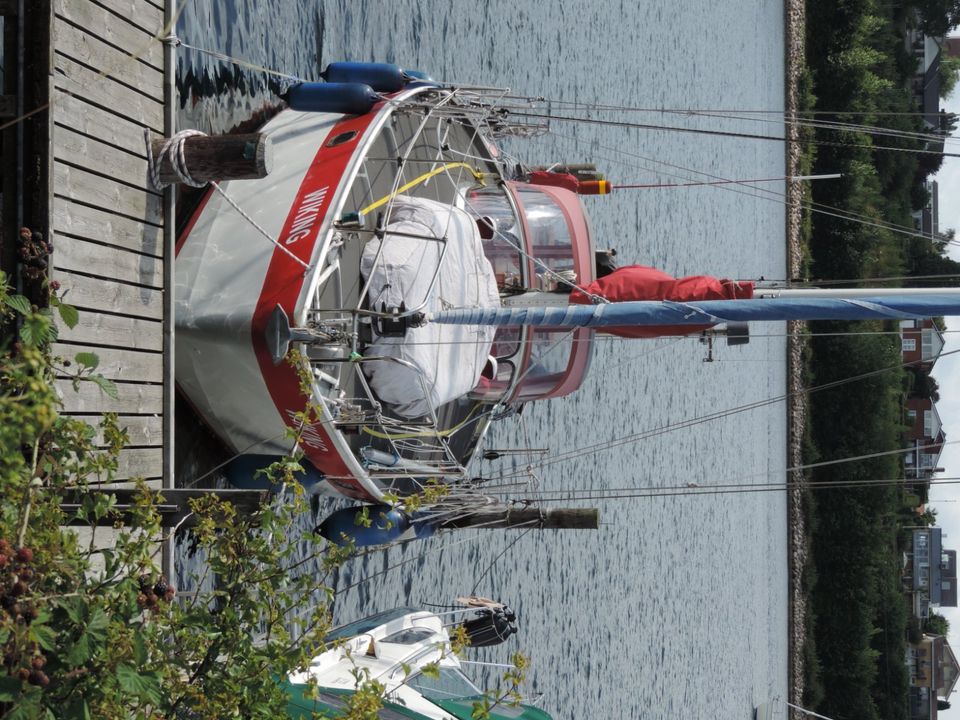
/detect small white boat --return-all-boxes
[282,606,550,720]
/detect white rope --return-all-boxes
[146,129,311,271]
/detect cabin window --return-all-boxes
[381,628,435,645]
[515,186,575,280]
[903,338,917,352]
[465,188,525,289]
[324,607,417,643]
[406,666,481,701]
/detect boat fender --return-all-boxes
[224,454,327,494]
[403,69,433,81]
[284,82,380,115]
[403,69,438,89]
[318,505,437,546]
[321,62,408,92]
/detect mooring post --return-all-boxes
[150,132,273,184]
[439,507,599,530]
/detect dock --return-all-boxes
[0,0,185,573]
[38,0,174,489]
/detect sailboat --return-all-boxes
[283,605,549,720]
[175,61,960,507]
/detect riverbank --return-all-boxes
[784,0,809,710]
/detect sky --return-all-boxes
[920,40,960,714]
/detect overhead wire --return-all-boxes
[491,347,960,482]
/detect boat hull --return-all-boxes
[176,99,407,501]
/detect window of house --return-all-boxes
[903,338,917,352]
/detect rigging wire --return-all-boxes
[516,475,960,503]
[493,440,957,500]
[491,347,960,482]
[507,109,960,158]
[546,127,954,246]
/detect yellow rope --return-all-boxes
[360,162,484,216]
[360,402,485,440]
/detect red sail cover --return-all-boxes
[569,265,755,338]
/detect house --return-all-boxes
[913,180,939,238]
[909,634,960,720]
[903,527,958,618]
[902,319,946,371]
[905,398,946,478]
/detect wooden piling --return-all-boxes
[440,507,599,530]
[150,132,272,185]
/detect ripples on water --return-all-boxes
[175,2,789,717]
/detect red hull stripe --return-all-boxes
[175,187,215,258]
[251,109,383,499]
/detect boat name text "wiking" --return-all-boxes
[284,409,329,452]
[284,187,330,245]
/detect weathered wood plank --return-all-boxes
[56,378,163,414]
[53,198,162,257]
[75,414,164,447]
[53,235,162,289]
[53,17,163,97]
[55,126,156,197]
[54,0,163,70]
[53,53,163,131]
[51,268,163,320]
[53,342,163,382]
[88,0,164,35]
[54,90,151,157]
[54,162,163,225]
[54,309,162,351]
[115,447,163,479]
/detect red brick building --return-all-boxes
[902,319,946,371]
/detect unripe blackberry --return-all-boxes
[31,655,45,670]
[28,670,48,687]
[15,548,33,564]
[17,668,29,681]
[11,581,27,597]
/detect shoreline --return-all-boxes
[784,0,809,709]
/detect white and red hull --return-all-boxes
[176,91,428,502]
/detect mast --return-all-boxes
[428,289,960,331]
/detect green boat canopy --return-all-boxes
[284,683,553,720]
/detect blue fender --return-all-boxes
[225,454,327,494]
[284,82,380,115]
[319,505,437,546]
[321,62,408,93]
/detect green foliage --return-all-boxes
[0,273,534,719]
[924,611,950,636]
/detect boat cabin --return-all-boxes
[468,181,595,405]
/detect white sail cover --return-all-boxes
[361,196,500,418]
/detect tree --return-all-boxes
[939,700,952,711]
[925,611,950,636]
[940,56,960,98]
